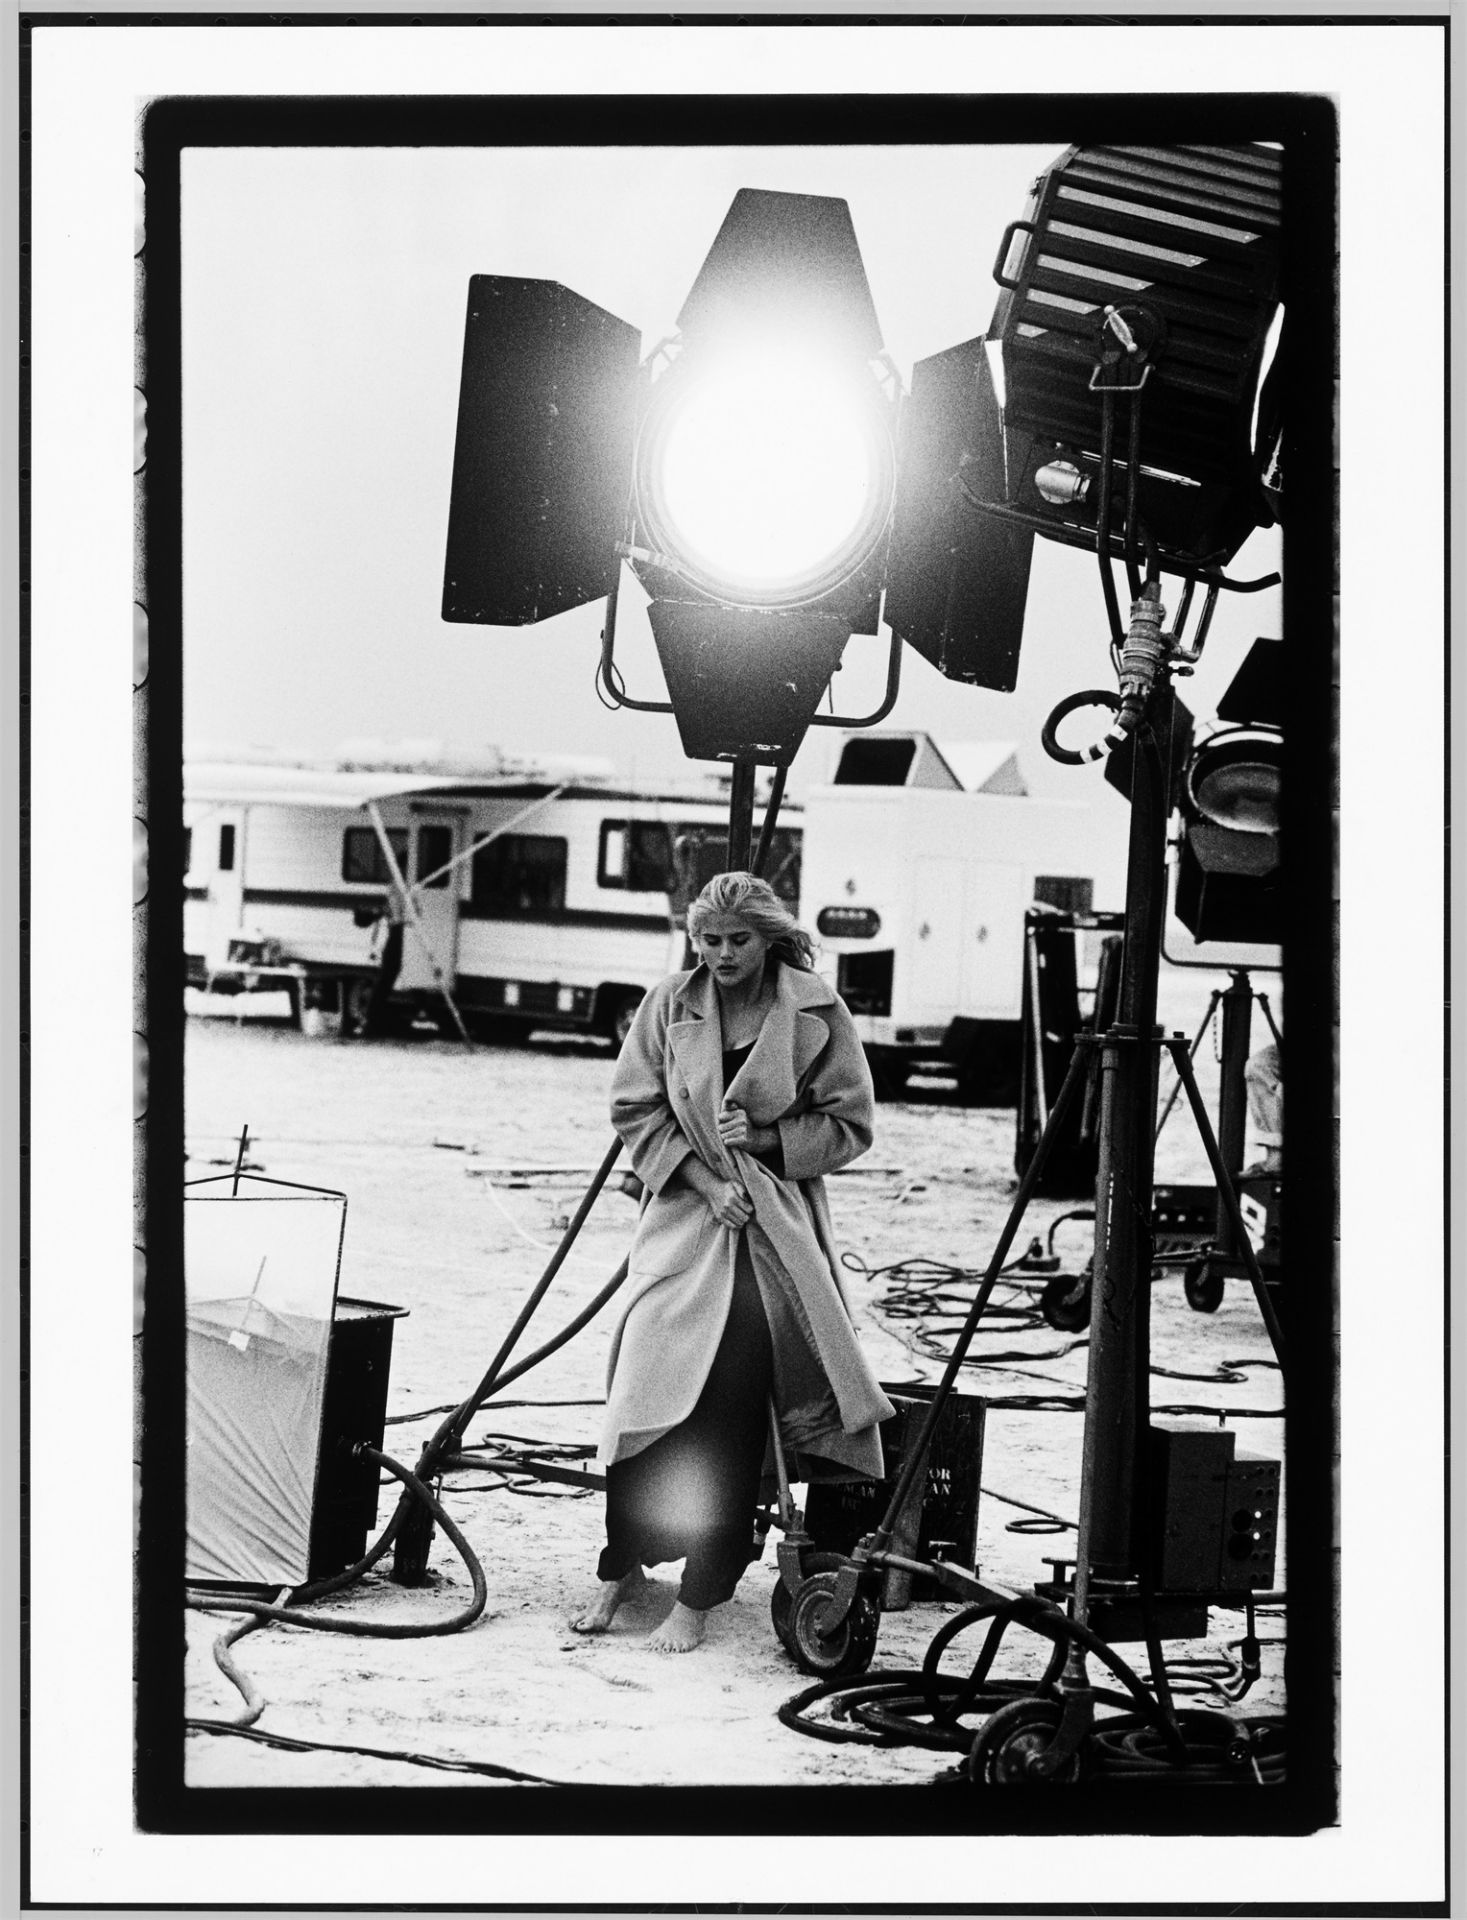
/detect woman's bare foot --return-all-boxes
[569,1567,646,1634]
[645,1600,707,1654]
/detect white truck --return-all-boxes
[799,732,1128,1099]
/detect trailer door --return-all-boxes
[906,855,968,1019]
[202,807,247,972]
[397,812,463,992]
[959,862,1027,1019]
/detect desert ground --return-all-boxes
[180,968,1286,1791]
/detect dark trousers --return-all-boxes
[597,1236,774,1610]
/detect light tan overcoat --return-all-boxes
[601,960,894,1483]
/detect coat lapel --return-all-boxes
[665,969,727,1153]
[726,963,837,1117]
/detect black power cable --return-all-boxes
[184,1718,571,1786]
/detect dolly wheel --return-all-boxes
[1040,1269,1091,1332]
[788,1573,879,1677]
[967,1698,1085,1785]
[1184,1258,1226,1314]
[770,1553,848,1656]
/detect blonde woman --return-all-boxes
[572,872,892,1653]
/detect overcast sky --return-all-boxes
[179,140,1283,802]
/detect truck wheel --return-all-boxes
[603,990,644,1053]
[866,1047,910,1101]
[472,1015,529,1048]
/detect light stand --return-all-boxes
[777,667,1288,1777]
[1073,680,1173,1581]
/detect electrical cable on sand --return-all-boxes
[473,1167,624,1269]
[184,1718,571,1786]
[849,1243,1280,1414]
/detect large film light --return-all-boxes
[442,189,900,765]
[890,143,1285,692]
[986,142,1284,565]
[1173,636,1283,945]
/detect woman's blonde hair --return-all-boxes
[687,871,815,971]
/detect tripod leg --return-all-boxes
[1154,989,1220,1147]
[1166,1037,1288,1370]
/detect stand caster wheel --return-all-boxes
[967,1698,1085,1784]
[1040,1269,1091,1332]
[771,1553,847,1655]
[787,1572,880,1677]
[1184,1259,1225,1313]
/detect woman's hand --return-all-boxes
[680,1155,754,1229]
[706,1179,754,1230]
[717,1103,779,1155]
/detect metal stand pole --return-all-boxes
[1075,700,1169,1581]
[727,757,758,871]
[751,768,788,880]
[1214,969,1254,1256]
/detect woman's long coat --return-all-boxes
[602,961,894,1484]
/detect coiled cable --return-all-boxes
[186,1445,487,1638]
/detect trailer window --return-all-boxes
[218,824,236,872]
[758,829,802,906]
[471,835,567,915]
[662,824,802,907]
[1034,876,1094,915]
[599,820,677,892]
[341,826,409,886]
[599,824,628,887]
[416,825,454,890]
[833,738,916,786]
[183,827,192,877]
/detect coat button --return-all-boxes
[680,1087,690,1098]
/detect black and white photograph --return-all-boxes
[16,11,1450,1913]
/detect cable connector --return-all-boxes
[1118,580,1168,716]
[1017,1236,1061,1273]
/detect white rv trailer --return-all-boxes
[798,732,1129,1099]
[184,758,800,1044]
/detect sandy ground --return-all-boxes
[180,970,1285,1791]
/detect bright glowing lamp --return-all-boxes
[635,341,894,607]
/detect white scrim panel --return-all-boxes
[185,1194,345,1585]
